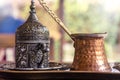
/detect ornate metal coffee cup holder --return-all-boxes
[0,0,71,72]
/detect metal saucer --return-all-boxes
[0,62,70,71]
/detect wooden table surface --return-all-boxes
[0,70,120,80]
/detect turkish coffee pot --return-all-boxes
[71,33,111,71]
[16,0,111,71]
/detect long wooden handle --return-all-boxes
[38,0,72,37]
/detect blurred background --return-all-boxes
[0,0,120,63]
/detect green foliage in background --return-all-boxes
[64,0,119,46]
[64,0,120,61]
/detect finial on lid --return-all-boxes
[30,0,36,13]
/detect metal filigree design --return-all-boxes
[15,0,50,69]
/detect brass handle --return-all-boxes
[38,0,72,38]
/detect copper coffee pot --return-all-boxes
[71,33,111,71]
[38,0,111,72]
